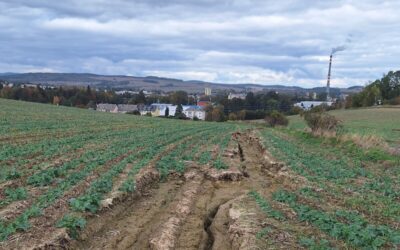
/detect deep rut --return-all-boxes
[72,130,280,250]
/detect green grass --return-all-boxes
[288,108,400,145]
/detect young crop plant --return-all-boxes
[56,214,86,239]
[249,191,286,221]
[212,158,228,170]
[298,237,334,250]
[119,179,135,193]
[70,193,102,213]
[3,168,21,181]
[5,187,27,200]
[256,226,273,239]
[0,213,31,241]
[272,189,400,249]
[0,187,28,207]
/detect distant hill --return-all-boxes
[0,72,362,95]
[0,72,20,76]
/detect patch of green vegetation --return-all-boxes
[119,179,135,193]
[256,226,273,239]
[56,214,86,239]
[249,191,286,221]
[299,236,334,250]
[273,189,400,249]
[288,108,400,145]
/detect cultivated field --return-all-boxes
[0,98,399,249]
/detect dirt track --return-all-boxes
[68,131,286,250]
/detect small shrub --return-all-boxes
[127,110,140,115]
[228,113,238,120]
[264,111,289,127]
[289,106,303,115]
[304,111,341,136]
[175,112,187,120]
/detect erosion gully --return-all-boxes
[67,130,280,250]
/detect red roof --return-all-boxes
[197,101,210,107]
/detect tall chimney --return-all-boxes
[326,54,333,101]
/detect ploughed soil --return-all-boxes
[3,130,292,250]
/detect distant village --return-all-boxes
[96,102,208,120]
[0,81,349,122]
[95,87,335,120]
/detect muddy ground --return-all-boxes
[49,130,289,250]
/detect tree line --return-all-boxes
[0,82,299,120]
[0,83,198,108]
[344,70,400,108]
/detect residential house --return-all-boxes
[96,103,138,113]
[115,90,137,95]
[197,101,211,108]
[96,103,118,113]
[182,105,205,120]
[228,93,246,100]
[159,105,176,117]
[116,104,138,113]
[294,101,333,110]
[150,103,178,117]
[139,105,155,116]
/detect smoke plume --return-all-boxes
[331,45,346,55]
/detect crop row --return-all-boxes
[69,126,217,213]
[272,189,400,249]
[260,129,399,221]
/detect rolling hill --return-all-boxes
[0,72,363,95]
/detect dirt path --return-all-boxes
[71,130,284,250]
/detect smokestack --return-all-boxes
[326,46,345,101]
[326,54,333,101]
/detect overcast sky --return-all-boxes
[0,0,399,87]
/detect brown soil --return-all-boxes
[1,130,294,250]
[56,130,288,250]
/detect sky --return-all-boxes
[0,0,399,88]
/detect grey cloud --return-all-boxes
[0,0,399,87]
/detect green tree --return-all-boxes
[165,107,169,117]
[136,90,146,104]
[211,105,226,122]
[174,104,186,119]
[170,91,188,105]
[245,92,257,110]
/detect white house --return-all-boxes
[294,101,333,110]
[96,103,118,113]
[150,103,177,117]
[115,90,137,95]
[182,105,206,120]
[139,105,155,116]
[228,93,246,100]
[160,105,177,117]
